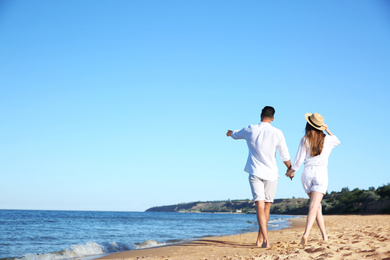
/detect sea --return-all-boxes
[0,210,297,260]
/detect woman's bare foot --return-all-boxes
[300,236,308,246]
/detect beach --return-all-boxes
[97,215,390,260]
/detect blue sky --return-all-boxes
[1,0,389,211]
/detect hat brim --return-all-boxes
[305,113,326,131]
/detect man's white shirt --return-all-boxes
[231,122,290,181]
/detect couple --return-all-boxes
[226,106,340,248]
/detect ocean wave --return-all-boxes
[16,240,164,260]
[268,223,280,228]
[135,239,166,249]
[268,218,284,222]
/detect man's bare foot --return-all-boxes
[262,241,271,248]
[256,237,264,247]
[300,236,308,246]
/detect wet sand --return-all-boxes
[97,215,390,260]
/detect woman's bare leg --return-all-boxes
[315,201,328,241]
[301,191,324,245]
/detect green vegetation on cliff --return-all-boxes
[146,184,390,214]
[146,200,256,213]
[322,184,390,214]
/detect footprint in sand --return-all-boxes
[358,249,376,253]
[318,252,334,258]
[304,247,324,253]
[366,253,379,258]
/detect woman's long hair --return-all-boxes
[304,123,326,157]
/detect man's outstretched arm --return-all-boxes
[226,130,233,137]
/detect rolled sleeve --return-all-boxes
[231,127,248,140]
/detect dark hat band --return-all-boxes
[308,117,322,128]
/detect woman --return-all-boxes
[286,113,340,246]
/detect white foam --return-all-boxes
[18,241,129,260]
[135,239,166,249]
[69,242,105,255]
[17,240,165,260]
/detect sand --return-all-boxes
[97,215,390,260]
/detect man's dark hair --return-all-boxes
[261,106,275,118]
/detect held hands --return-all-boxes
[285,168,295,180]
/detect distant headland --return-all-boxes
[146,184,390,215]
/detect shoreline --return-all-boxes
[95,217,304,260]
[96,215,390,259]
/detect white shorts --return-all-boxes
[248,175,278,203]
[301,166,328,194]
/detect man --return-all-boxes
[226,106,291,248]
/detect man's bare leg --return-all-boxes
[256,202,271,246]
[255,200,263,246]
[255,200,271,248]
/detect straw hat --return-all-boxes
[305,113,326,131]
